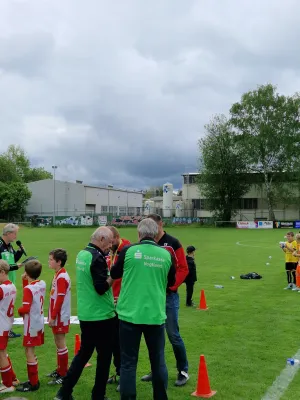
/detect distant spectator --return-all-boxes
[184,246,197,306]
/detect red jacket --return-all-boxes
[107,238,131,298]
[157,232,188,291]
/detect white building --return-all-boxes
[26,179,143,217]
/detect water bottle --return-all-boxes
[287,358,300,366]
[214,285,224,289]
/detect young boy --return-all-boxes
[0,260,18,394]
[280,231,298,290]
[47,248,71,385]
[184,246,197,306]
[16,259,46,393]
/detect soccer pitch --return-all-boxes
[6,226,300,400]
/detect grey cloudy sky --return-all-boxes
[0,0,299,190]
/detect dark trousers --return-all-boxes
[119,320,168,400]
[57,317,117,400]
[113,315,121,375]
[185,281,195,306]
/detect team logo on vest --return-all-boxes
[134,250,142,259]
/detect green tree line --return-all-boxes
[198,84,300,221]
[0,145,52,221]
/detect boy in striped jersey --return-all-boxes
[47,249,71,385]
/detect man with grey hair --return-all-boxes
[55,226,117,400]
[0,223,25,339]
[110,218,176,400]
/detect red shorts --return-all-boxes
[52,324,69,335]
[23,330,44,347]
[0,332,9,350]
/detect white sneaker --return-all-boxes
[284,284,293,290]
[0,383,15,393]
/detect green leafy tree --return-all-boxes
[198,114,251,221]
[0,182,31,220]
[144,186,163,199]
[230,84,300,220]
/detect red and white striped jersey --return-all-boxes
[48,268,71,327]
[23,280,46,337]
[0,281,16,335]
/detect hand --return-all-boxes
[107,276,114,287]
[18,263,24,269]
[48,318,56,327]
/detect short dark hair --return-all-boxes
[49,248,67,267]
[107,226,120,238]
[147,214,162,223]
[25,260,42,280]
[287,232,294,236]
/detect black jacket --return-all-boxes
[185,255,197,283]
[86,243,111,295]
[0,237,23,271]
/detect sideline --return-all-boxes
[261,349,300,400]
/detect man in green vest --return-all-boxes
[55,226,117,400]
[110,218,176,400]
[0,223,25,339]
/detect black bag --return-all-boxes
[240,272,262,280]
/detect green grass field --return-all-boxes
[4,226,300,400]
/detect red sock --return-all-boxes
[57,347,68,377]
[6,355,16,381]
[0,364,13,387]
[27,361,38,386]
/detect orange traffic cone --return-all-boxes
[191,355,216,398]
[74,334,92,368]
[197,290,208,310]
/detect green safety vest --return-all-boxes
[0,241,16,284]
[116,241,172,325]
[76,246,115,321]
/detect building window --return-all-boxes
[101,206,108,213]
[238,198,258,209]
[184,175,197,184]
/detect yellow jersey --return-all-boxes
[285,240,298,263]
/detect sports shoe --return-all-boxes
[1,378,20,387]
[48,374,64,385]
[8,330,21,338]
[284,283,293,290]
[0,383,15,393]
[16,380,40,392]
[141,372,152,382]
[107,374,119,384]
[47,369,59,378]
[175,371,189,386]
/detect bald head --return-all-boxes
[90,227,113,253]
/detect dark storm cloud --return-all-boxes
[0,0,299,190]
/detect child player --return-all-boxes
[0,260,18,394]
[16,259,46,393]
[280,231,298,290]
[47,248,71,385]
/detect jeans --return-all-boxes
[57,317,117,400]
[185,282,195,306]
[166,291,188,373]
[119,320,168,400]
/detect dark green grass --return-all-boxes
[4,227,300,399]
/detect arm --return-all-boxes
[14,249,23,263]
[110,247,128,279]
[167,258,176,288]
[18,288,33,316]
[168,245,189,291]
[90,254,112,295]
[51,278,68,319]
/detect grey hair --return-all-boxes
[138,218,158,239]
[3,223,19,236]
[90,226,112,242]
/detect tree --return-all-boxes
[230,84,300,220]
[0,182,31,220]
[1,145,52,182]
[198,114,251,221]
[144,186,164,199]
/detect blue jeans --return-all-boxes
[166,291,189,373]
[119,320,168,400]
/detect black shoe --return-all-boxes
[107,374,119,384]
[48,374,64,385]
[175,371,189,386]
[47,370,59,378]
[16,380,40,392]
[8,330,21,338]
[141,372,152,382]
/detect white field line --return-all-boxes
[236,241,275,249]
[261,350,300,400]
